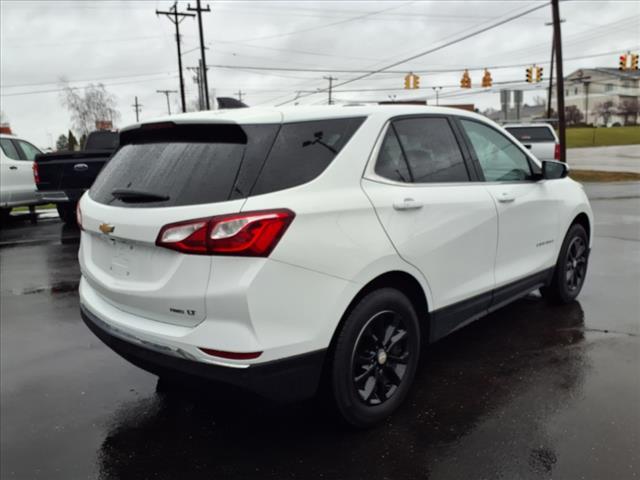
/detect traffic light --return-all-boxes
[403,72,420,89]
[619,54,628,71]
[536,66,543,83]
[460,70,471,88]
[481,69,492,88]
[526,66,533,83]
[631,53,639,70]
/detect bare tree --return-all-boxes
[595,100,616,126]
[59,81,120,135]
[565,105,584,126]
[618,98,639,126]
[532,95,546,106]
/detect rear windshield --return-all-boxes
[505,126,556,143]
[89,118,364,208]
[85,131,120,150]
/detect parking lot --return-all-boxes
[1,182,639,480]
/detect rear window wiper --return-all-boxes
[111,188,169,202]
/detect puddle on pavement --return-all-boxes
[11,281,80,296]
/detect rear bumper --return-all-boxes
[80,303,326,402]
[37,189,84,203]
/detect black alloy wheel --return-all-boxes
[330,287,420,427]
[565,236,588,292]
[541,223,589,304]
[352,310,411,406]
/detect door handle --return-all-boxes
[73,163,89,172]
[9,165,17,170]
[497,192,515,203]
[393,198,423,211]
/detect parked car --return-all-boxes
[1,132,43,219]
[35,130,119,224]
[78,106,592,427]
[504,123,560,161]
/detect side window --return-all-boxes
[15,140,42,161]
[375,117,469,183]
[251,117,365,196]
[460,119,532,182]
[0,139,20,160]
[375,126,411,182]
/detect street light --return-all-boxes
[432,86,442,105]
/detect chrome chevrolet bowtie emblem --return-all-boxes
[99,223,115,234]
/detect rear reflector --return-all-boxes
[156,209,295,256]
[199,348,262,360]
[32,162,40,185]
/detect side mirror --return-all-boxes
[542,160,568,180]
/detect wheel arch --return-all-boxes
[570,212,591,242]
[328,271,431,355]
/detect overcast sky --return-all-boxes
[1,0,638,148]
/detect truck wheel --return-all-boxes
[541,223,589,304]
[56,202,77,225]
[329,288,421,428]
[0,208,11,225]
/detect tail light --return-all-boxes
[32,162,40,184]
[156,209,295,256]
[554,143,561,161]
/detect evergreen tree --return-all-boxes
[55,134,69,151]
[79,133,88,150]
[68,130,78,151]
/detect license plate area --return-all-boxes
[107,237,135,278]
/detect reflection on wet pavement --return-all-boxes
[1,190,638,479]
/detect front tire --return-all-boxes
[330,288,421,428]
[541,223,589,304]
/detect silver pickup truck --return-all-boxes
[504,123,560,162]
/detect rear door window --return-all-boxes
[375,117,470,183]
[505,127,556,143]
[250,117,365,195]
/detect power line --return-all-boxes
[222,2,414,44]
[206,48,634,75]
[275,2,551,106]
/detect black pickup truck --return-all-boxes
[35,130,119,224]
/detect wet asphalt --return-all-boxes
[1,183,639,480]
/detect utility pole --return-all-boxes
[132,96,142,122]
[156,89,177,115]
[236,90,244,102]
[188,0,211,110]
[552,0,566,162]
[323,76,337,105]
[432,86,442,106]
[545,19,564,120]
[156,3,195,113]
[187,63,204,110]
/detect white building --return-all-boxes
[551,68,639,126]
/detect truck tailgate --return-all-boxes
[36,150,111,191]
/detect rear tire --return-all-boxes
[541,223,589,304]
[56,202,77,225]
[330,288,421,428]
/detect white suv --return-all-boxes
[79,106,592,427]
